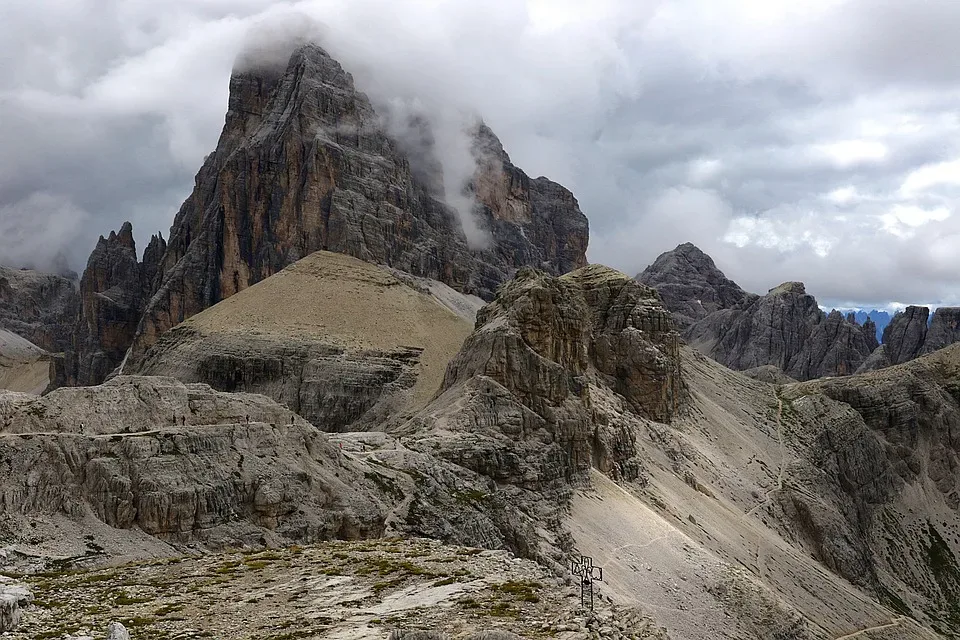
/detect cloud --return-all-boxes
[2,0,960,308]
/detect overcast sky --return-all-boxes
[2,0,960,310]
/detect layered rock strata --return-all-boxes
[131,251,479,431]
[0,266,77,354]
[637,243,952,380]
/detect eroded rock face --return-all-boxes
[641,244,885,381]
[406,265,683,491]
[57,223,158,387]
[685,281,876,380]
[0,577,31,632]
[922,307,960,355]
[0,376,387,544]
[773,345,960,628]
[882,305,929,366]
[636,242,747,331]
[126,43,588,367]
[0,266,78,354]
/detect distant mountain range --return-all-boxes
[837,309,892,342]
[638,243,960,380]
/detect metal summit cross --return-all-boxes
[570,555,603,610]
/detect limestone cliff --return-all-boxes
[685,281,876,380]
[53,224,169,387]
[0,376,387,546]
[0,266,77,354]
[858,306,960,372]
[125,42,588,367]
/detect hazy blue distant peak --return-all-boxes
[827,308,891,342]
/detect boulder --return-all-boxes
[0,576,31,632]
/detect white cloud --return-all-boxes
[814,139,889,168]
[899,158,960,195]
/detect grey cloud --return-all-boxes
[2,0,960,309]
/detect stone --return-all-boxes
[106,621,130,640]
[129,251,480,431]
[882,305,929,365]
[0,577,31,632]
[56,223,154,387]
[125,42,588,369]
[640,244,888,380]
[0,376,388,544]
[0,265,78,354]
[636,243,747,331]
[394,264,683,561]
[922,307,960,355]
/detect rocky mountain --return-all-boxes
[682,280,877,380]
[636,242,747,331]
[849,309,892,342]
[8,33,960,640]
[858,306,960,372]
[120,42,588,371]
[2,41,587,393]
[54,223,166,387]
[0,266,77,354]
[130,251,481,431]
[639,243,959,381]
[5,258,960,637]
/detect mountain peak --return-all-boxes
[637,242,746,330]
[768,281,806,296]
[120,38,589,372]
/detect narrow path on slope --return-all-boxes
[833,616,906,640]
[746,391,785,517]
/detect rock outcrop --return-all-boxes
[57,223,166,387]
[636,242,747,330]
[638,243,929,381]
[402,264,683,493]
[130,251,480,431]
[0,266,77,354]
[0,577,31,632]
[0,376,388,547]
[882,305,929,366]
[125,42,588,368]
[684,281,876,380]
[922,307,960,355]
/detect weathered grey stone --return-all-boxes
[636,242,747,330]
[642,245,884,380]
[0,577,30,632]
[0,376,388,544]
[882,305,929,366]
[57,223,154,387]
[922,307,960,355]
[0,266,78,354]
[106,621,130,640]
